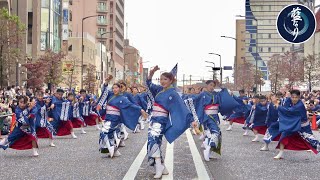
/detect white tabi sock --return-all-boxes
[81,127,87,134]
[49,139,55,147]
[71,132,77,139]
[274,150,284,159]
[154,159,164,179]
[243,130,249,136]
[0,138,8,145]
[226,125,232,131]
[33,148,39,156]
[260,143,269,151]
[252,135,259,142]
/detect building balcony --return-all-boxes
[97,19,108,25]
[97,5,108,13]
[96,32,113,39]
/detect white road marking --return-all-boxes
[122,141,148,180]
[186,130,211,180]
[162,141,174,180]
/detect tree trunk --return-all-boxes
[0,45,3,88]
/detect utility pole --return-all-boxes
[183,74,185,94]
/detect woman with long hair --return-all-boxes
[146,65,195,179]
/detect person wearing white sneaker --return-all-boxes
[190,80,231,161]
[226,125,232,131]
[69,95,87,134]
[50,89,76,139]
[97,83,148,158]
[227,90,248,131]
[132,86,148,132]
[250,95,268,143]
[78,89,99,128]
[243,129,249,136]
[272,90,320,159]
[146,66,197,177]
[261,93,283,151]
[34,91,56,147]
[0,96,39,156]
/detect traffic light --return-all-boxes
[212,67,221,71]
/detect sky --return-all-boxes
[124,0,245,84]
[124,0,320,85]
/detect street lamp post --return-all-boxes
[221,35,237,85]
[99,31,115,86]
[220,35,236,40]
[237,15,258,93]
[205,61,216,80]
[81,15,99,89]
[208,53,222,83]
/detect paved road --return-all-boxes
[1,121,320,180]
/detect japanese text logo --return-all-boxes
[277,4,316,44]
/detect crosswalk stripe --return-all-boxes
[162,141,174,180]
[186,130,211,180]
[122,141,148,180]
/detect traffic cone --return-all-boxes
[311,114,317,130]
[10,113,16,132]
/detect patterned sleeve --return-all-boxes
[146,79,163,97]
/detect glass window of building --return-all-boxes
[42,0,50,8]
[268,47,271,52]
[268,34,271,38]
[282,47,285,52]
[259,47,263,52]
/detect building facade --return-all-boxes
[124,39,140,84]
[244,0,299,91]
[4,0,63,86]
[235,19,246,88]
[69,0,125,82]
[61,33,103,91]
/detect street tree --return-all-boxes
[63,55,80,90]
[83,64,97,93]
[281,51,304,90]
[303,54,320,92]
[268,54,283,93]
[23,59,47,89]
[0,8,26,87]
[236,61,255,93]
[41,49,66,91]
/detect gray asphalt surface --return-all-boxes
[198,121,320,180]
[0,126,147,180]
[1,122,320,180]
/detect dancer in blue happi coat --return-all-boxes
[34,91,55,147]
[226,89,247,131]
[98,83,147,158]
[50,89,77,139]
[79,89,100,130]
[188,80,238,162]
[67,93,86,134]
[119,82,136,139]
[146,66,197,179]
[268,90,320,159]
[243,95,259,136]
[132,86,148,132]
[242,97,253,136]
[249,95,268,142]
[260,92,283,151]
[0,96,39,156]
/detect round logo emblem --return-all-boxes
[276,4,316,44]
